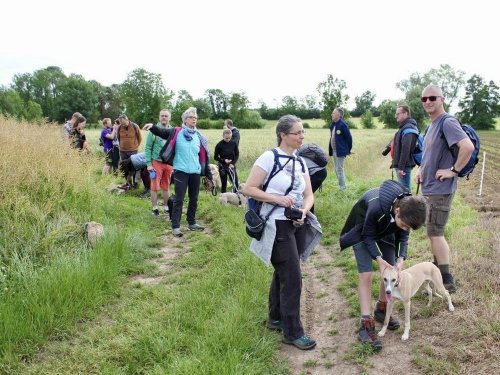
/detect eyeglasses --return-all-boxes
[160,115,170,117]
[395,112,404,116]
[187,116,198,119]
[421,96,441,103]
[287,130,306,136]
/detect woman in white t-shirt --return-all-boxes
[242,115,317,350]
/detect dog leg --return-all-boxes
[378,299,394,337]
[443,290,455,312]
[425,281,433,307]
[401,300,411,341]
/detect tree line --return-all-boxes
[0,64,498,129]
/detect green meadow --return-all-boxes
[0,117,498,374]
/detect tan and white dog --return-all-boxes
[208,164,222,189]
[378,262,454,341]
[219,183,247,207]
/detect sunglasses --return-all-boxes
[421,96,441,102]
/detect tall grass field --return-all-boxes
[0,116,498,374]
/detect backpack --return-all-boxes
[432,114,481,179]
[297,143,328,167]
[400,127,424,166]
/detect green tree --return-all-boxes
[0,87,43,121]
[361,110,375,129]
[351,90,376,117]
[205,89,228,119]
[424,64,465,107]
[54,74,99,123]
[97,84,124,121]
[121,68,172,125]
[396,64,465,109]
[317,74,349,125]
[0,87,26,118]
[29,66,66,120]
[378,99,399,129]
[24,100,43,121]
[457,75,499,130]
[228,91,250,122]
[11,72,33,103]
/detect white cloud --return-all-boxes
[1,0,499,109]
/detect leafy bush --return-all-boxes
[196,118,224,129]
[235,110,265,129]
[361,111,376,129]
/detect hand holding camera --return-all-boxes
[284,206,303,221]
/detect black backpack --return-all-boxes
[297,143,328,167]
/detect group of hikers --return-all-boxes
[63,83,474,352]
[243,83,473,352]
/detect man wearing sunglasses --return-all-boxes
[414,84,474,293]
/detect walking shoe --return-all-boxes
[282,335,316,350]
[141,189,150,198]
[374,300,400,330]
[266,319,283,331]
[358,317,383,351]
[442,273,457,293]
[172,228,183,237]
[152,208,159,217]
[188,223,205,231]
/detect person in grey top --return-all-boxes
[414,84,474,293]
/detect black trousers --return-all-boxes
[269,220,306,341]
[218,163,239,193]
[112,146,120,173]
[171,170,200,229]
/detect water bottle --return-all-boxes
[149,169,156,179]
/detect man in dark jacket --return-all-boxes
[328,108,352,190]
[339,180,426,351]
[390,105,418,191]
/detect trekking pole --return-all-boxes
[478,151,486,196]
[416,181,420,195]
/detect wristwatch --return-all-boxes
[451,166,459,174]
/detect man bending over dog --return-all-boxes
[339,180,426,350]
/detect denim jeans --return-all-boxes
[396,166,412,191]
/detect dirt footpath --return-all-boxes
[279,245,424,375]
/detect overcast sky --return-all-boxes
[1,0,498,109]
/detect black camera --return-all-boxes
[382,145,391,156]
[284,206,303,220]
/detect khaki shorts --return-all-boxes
[425,194,454,237]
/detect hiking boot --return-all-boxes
[141,189,150,198]
[188,223,205,231]
[282,335,316,350]
[266,319,283,331]
[152,208,159,217]
[172,228,183,237]
[358,317,383,351]
[442,273,457,294]
[374,300,400,330]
